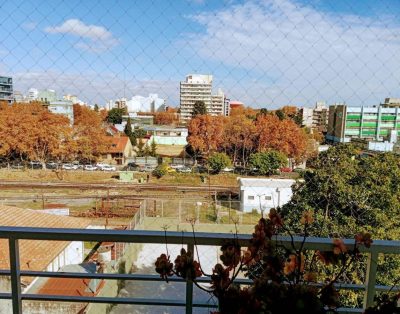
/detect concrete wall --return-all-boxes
[240,186,293,213]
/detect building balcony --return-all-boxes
[0,224,399,314]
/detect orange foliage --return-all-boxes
[0,103,73,163]
[230,105,257,118]
[255,114,307,159]
[187,115,225,156]
[223,114,257,164]
[73,104,111,161]
[154,111,179,125]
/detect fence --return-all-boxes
[1,226,400,313]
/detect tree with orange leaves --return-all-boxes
[187,115,224,158]
[255,114,307,160]
[0,102,74,166]
[73,104,111,161]
[154,111,179,125]
[230,105,257,120]
[222,114,257,166]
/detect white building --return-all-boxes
[27,88,39,101]
[238,178,296,213]
[48,100,74,124]
[301,107,314,128]
[107,94,165,113]
[179,74,226,120]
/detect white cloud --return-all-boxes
[45,19,119,52]
[184,0,400,107]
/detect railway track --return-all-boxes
[0,180,238,193]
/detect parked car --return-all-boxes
[142,164,156,172]
[221,167,234,173]
[11,162,25,170]
[177,166,192,173]
[28,161,42,169]
[192,165,208,173]
[62,163,77,170]
[101,165,116,171]
[46,162,58,169]
[280,167,293,173]
[84,165,97,171]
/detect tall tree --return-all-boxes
[73,104,111,161]
[249,151,287,175]
[255,114,308,161]
[0,103,74,166]
[150,139,157,157]
[106,108,125,124]
[192,101,207,117]
[94,104,99,112]
[222,114,256,166]
[124,117,133,136]
[187,115,224,157]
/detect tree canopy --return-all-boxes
[192,101,207,117]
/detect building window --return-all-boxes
[248,195,254,200]
[265,196,272,200]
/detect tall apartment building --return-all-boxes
[300,101,329,131]
[0,76,13,104]
[326,104,400,143]
[179,74,226,119]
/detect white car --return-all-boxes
[101,165,116,171]
[222,167,234,172]
[84,165,98,171]
[62,163,76,170]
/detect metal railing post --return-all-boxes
[185,242,194,314]
[9,237,22,314]
[363,251,378,309]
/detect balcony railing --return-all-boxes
[0,226,400,314]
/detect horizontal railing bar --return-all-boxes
[20,294,218,308]
[0,293,364,312]
[0,226,399,253]
[0,293,11,300]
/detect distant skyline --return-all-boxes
[1,0,400,108]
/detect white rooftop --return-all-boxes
[238,178,296,188]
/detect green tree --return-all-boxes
[143,143,151,157]
[150,139,157,157]
[275,109,285,120]
[124,117,133,136]
[152,163,168,178]
[192,101,207,117]
[249,151,287,175]
[94,104,99,112]
[207,152,232,174]
[136,139,145,157]
[107,108,125,124]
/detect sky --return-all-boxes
[1,0,399,108]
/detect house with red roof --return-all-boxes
[102,136,133,165]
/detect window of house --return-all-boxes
[265,196,272,200]
[248,195,254,200]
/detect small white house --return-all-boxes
[238,178,296,213]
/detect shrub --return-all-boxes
[249,151,287,175]
[152,163,168,178]
[207,152,232,174]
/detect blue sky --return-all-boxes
[1,0,399,107]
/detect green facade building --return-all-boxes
[327,105,400,143]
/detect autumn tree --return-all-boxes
[192,101,207,117]
[230,105,257,120]
[154,112,179,125]
[187,115,224,158]
[255,114,308,161]
[222,114,256,166]
[73,104,111,161]
[0,103,74,166]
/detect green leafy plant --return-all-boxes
[207,152,232,174]
[155,209,373,314]
[249,150,287,175]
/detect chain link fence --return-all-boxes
[1,1,399,107]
